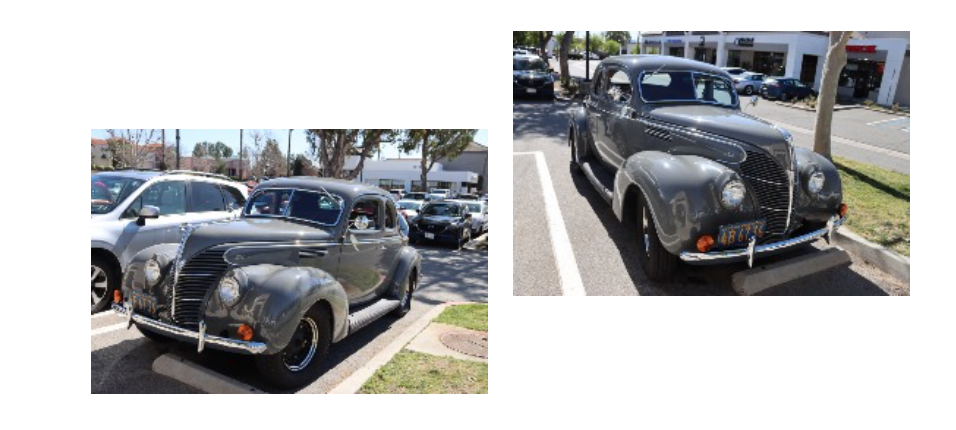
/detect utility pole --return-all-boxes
[239,129,243,180]
[288,129,293,177]
[586,31,591,82]
[176,129,181,170]
[161,129,166,170]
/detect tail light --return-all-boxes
[697,235,715,253]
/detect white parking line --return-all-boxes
[91,323,128,337]
[514,152,586,296]
[91,311,116,320]
[867,117,908,126]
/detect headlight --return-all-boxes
[807,170,826,194]
[218,271,243,307]
[145,257,162,286]
[721,180,747,210]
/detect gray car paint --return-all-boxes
[572,55,843,259]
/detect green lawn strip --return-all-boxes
[833,156,910,257]
[434,304,488,333]
[359,351,488,394]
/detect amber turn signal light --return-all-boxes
[839,204,849,218]
[237,324,254,342]
[113,290,123,304]
[697,235,715,253]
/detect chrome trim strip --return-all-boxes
[680,216,843,263]
[113,304,267,355]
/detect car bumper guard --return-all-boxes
[112,303,267,355]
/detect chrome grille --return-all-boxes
[173,248,229,330]
[739,150,791,236]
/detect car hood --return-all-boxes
[181,218,337,261]
[513,70,551,79]
[418,215,463,225]
[645,105,792,166]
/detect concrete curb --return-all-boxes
[834,229,910,283]
[732,248,852,295]
[152,353,266,394]
[328,302,470,394]
[463,233,489,251]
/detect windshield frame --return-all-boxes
[637,70,740,108]
[244,188,345,228]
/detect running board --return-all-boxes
[579,158,614,204]
[347,299,400,334]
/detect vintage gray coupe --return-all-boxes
[113,178,421,388]
[569,56,848,281]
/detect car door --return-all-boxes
[116,180,188,267]
[586,66,609,165]
[379,198,404,295]
[604,66,642,163]
[339,196,388,303]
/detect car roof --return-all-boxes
[397,199,424,203]
[91,171,162,181]
[514,54,543,60]
[600,55,731,78]
[256,177,389,199]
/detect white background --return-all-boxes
[0,0,948,428]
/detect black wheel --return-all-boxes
[91,255,117,315]
[744,86,753,95]
[136,324,172,342]
[391,276,414,318]
[570,131,582,173]
[780,92,790,102]
[636,193,678,282]
[255,305,332,390]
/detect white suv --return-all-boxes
[91,170,248,313]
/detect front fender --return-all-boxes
[203,265,349,354]
[613,151,759,255]
[569,103,589,155]
[793,148,843,225]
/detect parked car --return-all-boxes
[569,56,846,281]
[513,49,528,56]
[722,67,748,76]
[568,51,584,60]
[430,188,456,199]
[404,192,429,201]
[389,189,404,201]
[113,178,421,389]
[761,77,818,101]
[451,200,488,236]
[397,199,425,220]
[426,193,445,202]
[513,54,555,99]
[91,171,248,314]
[456,194,480,201]
[408,201,473,249]
[733,72,766,95]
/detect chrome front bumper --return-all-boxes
[112,303,267,355]
[680,216,844,266]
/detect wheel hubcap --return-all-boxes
[282,317,319,372]
[91,265,108,307]
[400,280,412,311]
[642,207,651,256]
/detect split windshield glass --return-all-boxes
[640,71,738,107]
[245,189,343,226]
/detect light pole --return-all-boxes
[239,129,243,180]
[586,31,591,82]
[288,129,293,177]
[176,129,181,170]
[161,129,166,170]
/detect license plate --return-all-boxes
[425,233,435,240]
[717,219,766,249]
[526,88,537,94]
[130,291,158,315]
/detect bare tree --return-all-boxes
[306,130,399,180]
[105,129,159,169]
[813,31,854,159]
[399,130,477,192]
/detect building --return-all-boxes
[91,138,110,168]
[438,142,488,192]
[639,31,910,106]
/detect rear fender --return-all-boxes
[569,104,590,158]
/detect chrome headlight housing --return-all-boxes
[145,256,162,287]
[721,180,747,210]
[218,270,246,307]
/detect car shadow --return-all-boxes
[513,99,571,140]
[92,336,202,394]
[567,162,889,296]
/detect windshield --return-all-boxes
[91,175,147,214]
[465,203,482,213]
[640,71,738,107]
[398,201,422,211]
[405,193,427,201]
[245,189,343,226]
[514,58,548,72]
[421,204,462,217]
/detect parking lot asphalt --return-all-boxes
[91,245,488,394]
[512,98,908,296]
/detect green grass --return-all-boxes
[834,156,910,256]
[434,304,488,333]
[359,351,488,394]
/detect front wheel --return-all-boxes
[744,86,754,95]
[91,255,117,315]
[255,305,332,390]
[391,276,414,318]
[636,193,679,282]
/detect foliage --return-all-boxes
[104,129,160,169]
[399,130,476,191]
[292,154,317,176]
[631,45,641,54]
[605,31,630,45]
[306,129,399,180]
[258,138,287,178]
[605,40,621,56]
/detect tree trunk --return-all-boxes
[813,31,852,159]
[560,31,574,82]
[538,31,552,60]
[419,132,431,192]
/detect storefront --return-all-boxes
[639,31,910,106]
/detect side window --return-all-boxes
[190,182,226,213]
[124,181,186,218]
[606,69,632,104]
[591,68,605,98]
[349,198,381,232]
[385,199,397,230]
[220,185,246,210]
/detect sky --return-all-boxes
[91,129,488,161]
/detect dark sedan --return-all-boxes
[760,78,818,101]
[513,55,555,99]
[408,201,473,249]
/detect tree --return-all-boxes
[306,130,399,180]
[292,154,317,176]
[538,31,553,59]
[399,130,477,193]
[588,33,606,54]
[258,139,287,178]
[559,31,574,83]
[605,40,621,57]
[605,31,630,46]
[105,129,160,169]
[813,31,854,159]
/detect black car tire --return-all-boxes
[636,193,678,282]
[390,276,414,318]
[255,305,332,390]
[136,324,172,342]
[780,92,790,102]
[744,86,753,95]
[91,255,117,315]
[570,131,583,173]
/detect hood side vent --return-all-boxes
[645,126,672,142]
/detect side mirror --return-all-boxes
[137,205,160,226]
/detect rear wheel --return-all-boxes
[255,305,332,390]
[744,86,754,95]
[570,131,582,173]
[91,255,117,315]
[636,193,678,282]
[391,276,414,318]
